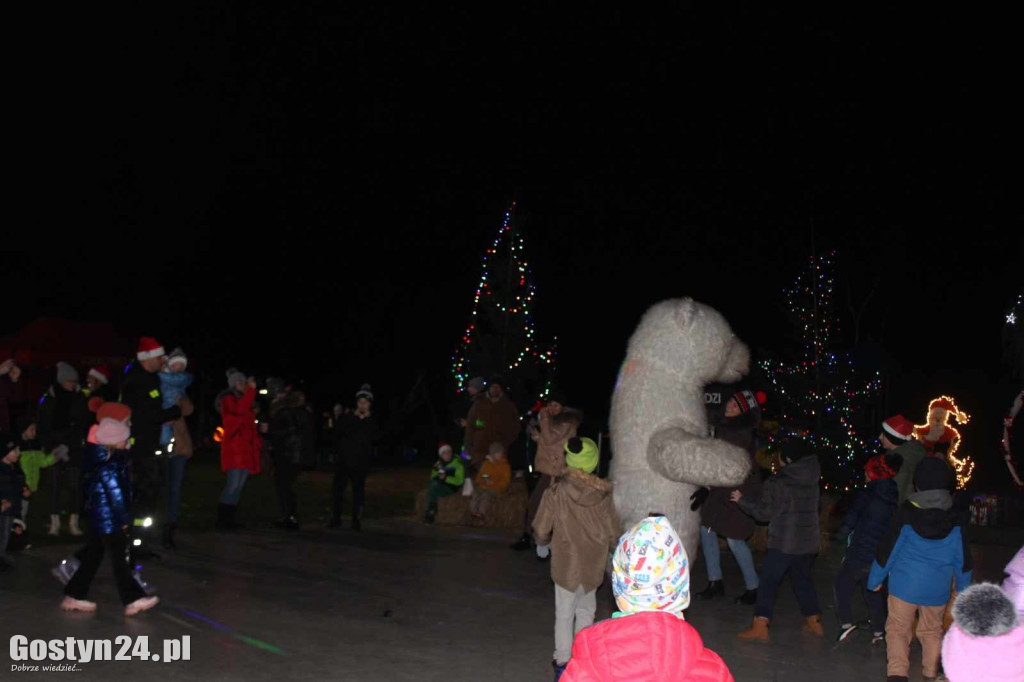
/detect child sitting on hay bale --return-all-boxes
[424,443,465,524]
[470,442,511,527]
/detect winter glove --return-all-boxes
[52,445,70,462]
[690,487,710,511]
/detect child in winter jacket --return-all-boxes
[868,457,972,682]
[833,452,902,644]
[561,515,734,682]
[469,442,511,526]
[159,348,193,448]
[532,437,620,680]
[733,437,824,641]
[424,443,465,523]
[60,417,159,616]
[17,418,68,526]
[941,580,1024,682]
[0,431,28,568]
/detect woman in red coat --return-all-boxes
[217,370,262,530]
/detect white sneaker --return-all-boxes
[68,514,84,536]
[125,596,160,616]
[61,596,97,612]
[48,514,61,536]
[51,557,81,585]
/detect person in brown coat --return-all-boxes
[533,436,621,672]
[692,387,764,605]
[515,389,582,554]
[464,376,520,469]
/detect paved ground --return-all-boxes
[2,516,1019,682]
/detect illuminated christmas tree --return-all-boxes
[759,250,882,488]
[450,202,556,402]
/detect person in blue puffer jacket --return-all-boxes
[833,452,902,644]
[60,417,160,616]
[868,457,972,682]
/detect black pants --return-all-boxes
[754,549,821,620]
[64,530,146,605]
[273,456,299,520]
[834,557,887,628]
[332,465,367,521]
[50,462,81,514]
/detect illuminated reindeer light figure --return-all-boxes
[915,396,974,489]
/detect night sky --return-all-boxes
[6,5,1022,434]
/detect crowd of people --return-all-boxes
[4,351,1024,681]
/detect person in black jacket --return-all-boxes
[833,452,902,644]
[268,386,315,530]
[329,384,380,531]
[0,431,28,570]
[120,338,182,557]
[37,362,90,537]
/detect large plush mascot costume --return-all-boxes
[610,298,753,562]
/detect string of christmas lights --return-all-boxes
[758,250,882,488]
[450,202,556,400]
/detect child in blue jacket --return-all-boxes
[868,457,971,682]
[158,348,193,448]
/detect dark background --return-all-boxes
[5,5,1022,483]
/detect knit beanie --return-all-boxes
[865,454,900,481]
[488,441,505,456]
[95,418,131,446]
[167,347,188,369]
[488,375,505,390]
[781,437,812,463]
[565,437,599,474]
[732,389,766,414]
[226,368,247,390]
[356,383,374,402]
[612,516,690,616]
[56,361,79,384]
[467,377,486,393]
[913,457,954,491]
[942,584,1024,682]
[90,399,131,424]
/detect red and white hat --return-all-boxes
[136,337,165,361]
[734,389,767,413]
[87,364,111,385]
[881,414,914,442]
[438,443,453,457]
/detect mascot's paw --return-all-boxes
[648,428,751,487]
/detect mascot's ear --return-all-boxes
[673,297,698,331]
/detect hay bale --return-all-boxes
[413,478,529,528]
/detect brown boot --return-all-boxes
[738,616,770,642]
[802,614,825,636]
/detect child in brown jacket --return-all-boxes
[533,437,621,678]
[469,442,512,526]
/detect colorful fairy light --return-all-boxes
[758,250,882,487]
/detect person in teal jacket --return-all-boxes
[424,443,465,523]
[867,458,971,681]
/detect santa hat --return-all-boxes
[733,389,767,413]
[137,337,165,361]
[881,414,914,442]
[438,443,453,457]
[87,365,111,385]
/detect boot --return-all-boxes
[509,532,531,550]
[161,524,177,550]
[216,503,231,531]
[68,514,84,536]
[738,616,771,642]
[552,660,567,681]
[697,580,725,599]
[735,588,758,605]
[48,514,61,536]
[802,614,825,636]
[225,504,242,530]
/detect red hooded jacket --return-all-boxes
[563,611,733,682]
[220,386,262,474]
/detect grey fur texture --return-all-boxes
[609,298,752,563]
[952,583,1019,637]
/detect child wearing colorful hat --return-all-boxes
[560,516,734,681]
[532,437,620,680]
[424,443,465,523]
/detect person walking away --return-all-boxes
[532,437,620,679]
[733,436,824,641]
[880,414,927,504]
